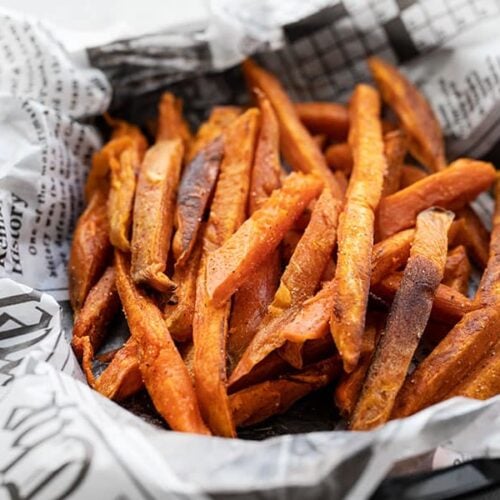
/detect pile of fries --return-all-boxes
[69,56,499,436]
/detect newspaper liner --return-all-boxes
[1,1,500,498]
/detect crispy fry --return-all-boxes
[131,139,183,293]
[369,56,446,172]
[231,356,341,427]
[172,137,223,266]
[115,251,210,434]
[94,338,143,401]
[72,266,120,360]
[228,94,283,367]
[194,109,260,437]
[107,147,139,251]
[243,59,343,199]
[229,190,340,385]
[104,114,148,160]
[400,164,428,188]
[393,306,499,418]
[377,159,496,239]
[351,208,453,430]
[164,238,203,342]
[156,92,192,148]
[373,273,471,324]
[69,187,112,311]
[382,130,406,196]
[207,173,323,305]
[295,102,349,140]
[443,246,471,295]
[331,84,387,372]
[325,143,352,174]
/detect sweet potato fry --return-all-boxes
[164,238,203,342]
[187,106,241,162]
[72,266,120,360]
[295,102,349,140]
[369,56,446,172]
[351,208,453,430]
[194,109,260,437]
[172,137,223,266]
[156,92,192,148]
[94,338,143,401]
[325,143,352,174]
[373,273,471,324]
[115,251,210,434]
[231,356,341,427]
[393,306,499,418]
[382,130,407,196]
[131,139,183,293]
[206,173,323,305]
[377,159,496,239]
[228,94,283,367]
[334,171,348,196]
[313,134,327,150]
[104,114,148,160]
[69,187,112,311]
[331,84,387,373]
[107,147,139,251]
[243,59,343,199]
[335,318,379,417]
[400,164,428,188]
[443,246,471,295]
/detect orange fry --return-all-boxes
[207,173,323,305]
[194,109,260,437]
[443,246,471,295]
[156,92,192,148]
[399,164,428,188]
[131,139,183,293]
[69,187,111,311]
[325,143,352,174]
[243,59,343,199]
[72,266,120,360]
[172,137,223,266]
[295,101,349,140]
[331,84,387,373]
[351,208,453,430]
[115,252,210,434]
[369,56,446,172]
[231,356,341,427]
[377,159,496,239]
[104,114,148,160]
[382,130,407,196]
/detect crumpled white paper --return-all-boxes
[1,1,500,498]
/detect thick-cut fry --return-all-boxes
[243,59,343,199]
[228,94,283,367]
[455,206,490,270]
[194,109,260,437]
[231,356,341,427]
[115,252,210,434]
[393,306,499,417]
[172,137,223,266]
[108,147,139,251]
[373,273,471,324]
[94,338,143,401]
[313,134,327,150]
[399,164,428,188]
[187,106,241,161]
[335,319,379,417]
[131,139,183,293]
[69,187,111,311]
[382,130,406,196]
[377,159,496,239]
[443,246,471,295]
[325,143,352,174]
[156,92,192,148]
[369,56,446,172]
[72,266,120,360]
[229,190,340,385]
[164,238,203,342]
[207,173,323,305]
[331,84,387,373]
[104,114,148,160]
[351,208,453,430]
[295,102,349,140]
